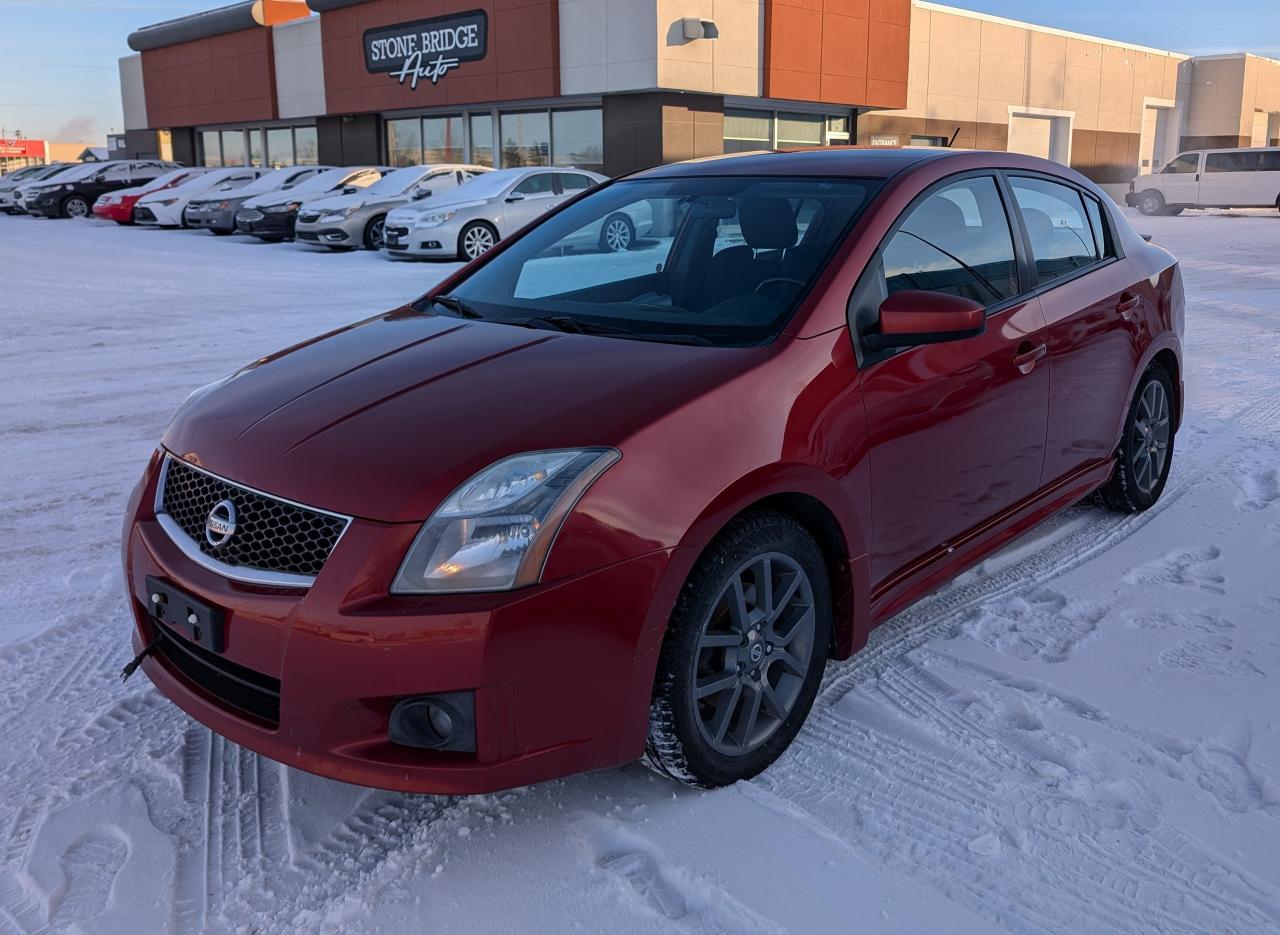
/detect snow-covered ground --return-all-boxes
[1,209,1279,934]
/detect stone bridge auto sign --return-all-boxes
[363,10,488,90]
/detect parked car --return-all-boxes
[5,163,80,214]
[235,166,385,241]
[24,160,178,219]
[1127,146,1280,215]
[295,164,491,250]
[186,165,331,235]
[134,166,268,228]
[0,163,64,213]
[383,166,610,260]
[92,167,212,224]
[123,148,1183,795]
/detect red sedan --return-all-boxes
[93,167,206,224]
[123,149,1183,793]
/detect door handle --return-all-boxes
[1117,292,1142,320]
[1012,341,1047,375]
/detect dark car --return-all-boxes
[24,159,178,219]
[124,148,1183,794]
[186,165,332,234]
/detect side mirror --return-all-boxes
[862,290,985,351]
[411,188,432,200]
[505,191,525,202]
[342,185,358,194]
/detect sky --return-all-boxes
[0,0,1277,144]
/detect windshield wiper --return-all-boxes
[430,295,484,320]
[513,315,629,336]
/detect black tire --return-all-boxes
[644,509,832,788]
[458,220,498,260]
[1136,190,1166,216]
[363,213,387,250]
[1096,362,1175,513]
[61,195,90,219]
[1166,207,1184,216]
[598,212,635,252]
[211,228,233,236]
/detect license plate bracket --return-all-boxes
[144,576,225,652]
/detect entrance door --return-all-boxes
[1008,115,1053,160]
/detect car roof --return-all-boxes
[630,147,950,180]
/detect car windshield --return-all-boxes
[440,175,880,347]
[365,166,428,196]
[147,168,199,189]
[436,169,524,201]
[288,168,361,195]
[38,162,100,184]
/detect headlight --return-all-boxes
[391,448,620,594]
[416,210,457,228]
[263,202,300,214]
[319,204,359,222]
[154,198,179,206]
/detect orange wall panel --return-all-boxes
[141,28,277,128]
[765,0,909,109]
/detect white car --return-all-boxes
[384,167,643,261]
[1127,146,1280,215]
[296,164,491,250]
[134,166,267,227]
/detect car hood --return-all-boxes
[391,196,488,222]
[163,309,750,522]
[306,191,407,214]
[244,189,339,210]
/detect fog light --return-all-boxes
[422,240,441,250]
[388,691,476,752]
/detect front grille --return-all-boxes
[298,211,320,224]
[134,206,156,222]
[158,457,349,580]
[297,231,319,241]
[151,621,281,726]
[386,225,409,239]
[237,209,264,222]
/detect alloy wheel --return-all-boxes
[66,198,89,219]
[463,225,495,259]
[1141,194,1161,215]
[692,553,817,757]
[368,218,385,250]
[1131,379,1171,495]
[603,217,632,252]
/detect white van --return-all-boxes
[1126,147,1280,215]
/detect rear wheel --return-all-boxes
[61,195,90,219]
[1096,363,1175,513]
[598,213,635,252]
[363,214,387,250]
[644,510,832,788]
[458,221,498,261]
[1137,190,1165,216]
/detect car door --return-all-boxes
[854,174,1051,586]
[1006,173,1143,486]
[1156,151,1201,206]
[499,172,558,233]
[555,172,595,206]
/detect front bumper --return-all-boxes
[1124,192,1138,207]
[25,193,64,218]
[236,208,299,239]
[122,454,671,794]
[294,212,358,246]
[134,203,182,227]
[383,219,461,258]
[186,204,237,233]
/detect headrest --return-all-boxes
[1021,207,1056,242]
[904,195,968,250]
[739,197,797,250]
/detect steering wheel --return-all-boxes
[753,277,806,298]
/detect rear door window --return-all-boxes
[881,175,1019,305]
[513,173,556,197]
[1008,176,1100,284]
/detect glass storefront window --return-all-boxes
[552,109,603,174]
[221,129,246,166]
[201,130,222,167]
[294,126,318,165]
[470,114,494,167]
[777,112,823,149]
[248,130,263,167]
[501,111,550,168]
[387,118,423,166]
[266,127,294,167]
[424,115,464,164]
[723,109,771,154]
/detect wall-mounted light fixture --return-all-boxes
[680,17,719,40]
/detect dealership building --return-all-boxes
[115,0,1280,193]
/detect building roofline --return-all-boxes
[913,1,1189,60]
[128,1,259,51]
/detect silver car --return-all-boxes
[295,164,490,250]
[383,167,634,261]
[185,165,332,234]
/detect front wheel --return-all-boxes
[363,213,387,250]
[644,510,832,788]
[61,195,90,219]
[458,221,498,260]
[1097,362,1175,513]
[1137,190,1166,216]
